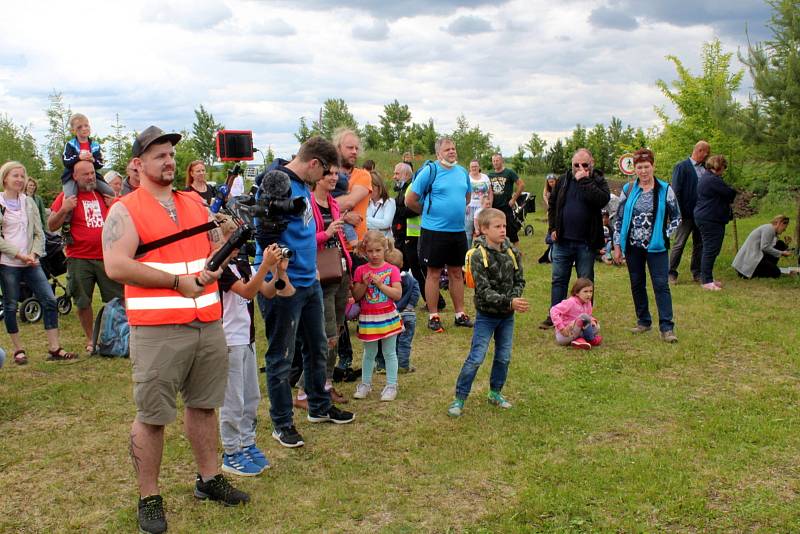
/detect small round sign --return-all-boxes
[618,153,635,175]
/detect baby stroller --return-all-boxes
[512,192,536,237]
[15,232,72,323]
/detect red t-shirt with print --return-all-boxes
[51,191,108,259]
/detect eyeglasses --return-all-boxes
[315,158,335,176]
[572,162,591,169]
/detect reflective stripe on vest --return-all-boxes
[407,215,421,237]
[120,189,221,326]
[127,291,219,311]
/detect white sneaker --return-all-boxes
[353,383,372,399]
[380,384,398,401]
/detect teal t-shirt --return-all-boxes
[410,161,470,232]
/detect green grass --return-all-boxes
[1,209,798,533]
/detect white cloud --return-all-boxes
[0,0,773,158]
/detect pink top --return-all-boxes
[549,295,594,331]
[311,192,352,272]
[0,194,29,267]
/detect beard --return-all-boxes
[151,170,175,186]
[78,181,97,192]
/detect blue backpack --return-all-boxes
[91,298,130,358]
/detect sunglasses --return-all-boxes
[315,158,335,176]
[572,162,591,169]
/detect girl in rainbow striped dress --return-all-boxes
[351,230,403,402]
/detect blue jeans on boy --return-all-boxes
[454,311,514,400]
[397,310,416,369]
[550,239,595,307]
[262,281,331,429]
[625,247,674,332]
[0,265,58,333]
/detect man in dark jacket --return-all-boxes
[391,162,414,267]
[541,148,610,329]
[668,140,709,283]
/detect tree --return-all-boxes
[0,115,47,188]
[652,39,745,183]
[524,133,547,173]
[379,99,412,150]
[175,130,201,185]
[362,123,382,150]
[192,105,224,166]
[545,139,568,174]
[106,113,133,174]
[311,98,359,140]
[740,0,800,245]
[44,91,72,171]
[295,117,313,143]
[407,119,438,156]
[450,114,493,166]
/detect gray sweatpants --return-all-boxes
[219,343,261,455]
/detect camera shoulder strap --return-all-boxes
[135,220,219,257]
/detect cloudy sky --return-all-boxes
[0,0,773,158]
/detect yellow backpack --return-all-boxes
[464,244,519,288]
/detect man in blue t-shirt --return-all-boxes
[405,136,472,333]
[257,137,355,449]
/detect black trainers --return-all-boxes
[538,316,553,329]
[454,314,474,328]
[271,425,305,448]
[138,494,167,534]
[307,405,355,424]
[428,315,444,333]
[194,473,250,506]
[343,367,361,382]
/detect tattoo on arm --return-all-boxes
[103,212,125,251]
[129,431,142,474]
[208,227,222,245]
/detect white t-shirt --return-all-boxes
[0,194,30,267]
[229,176,245,197]
[468,173,491,208]
[220,264,253,346]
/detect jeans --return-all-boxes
[0,264,58,333]
[668,217,703,280]
[397,311,416,369]
[262,281,331,429]
[454,312,515,400]
[696,219,726,284]
[554,314,597,344]
[625,247,674,332]
[550,239,596,307]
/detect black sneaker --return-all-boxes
[332,367,345,383]
[271,425,305,448]
[138,494,167,534]
[194,473,250,506]
[538,316,553,329]
[428,315,444,333]
[307,405,355,424]
[454,314,474,328]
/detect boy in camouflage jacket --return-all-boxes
[448,208,528,417]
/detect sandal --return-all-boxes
[13,350,28,365]
[46,347,78,362]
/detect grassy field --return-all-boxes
[1,202,799,533]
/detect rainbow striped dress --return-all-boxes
[353,262,403,342]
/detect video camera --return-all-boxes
[208,169,305,269]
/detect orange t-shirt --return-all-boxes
[349,168,373,240]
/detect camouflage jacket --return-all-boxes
[470,235,525,316]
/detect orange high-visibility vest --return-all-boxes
[119,188,221,326]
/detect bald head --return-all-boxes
[692,141,710,163]
[73,161,97,192]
